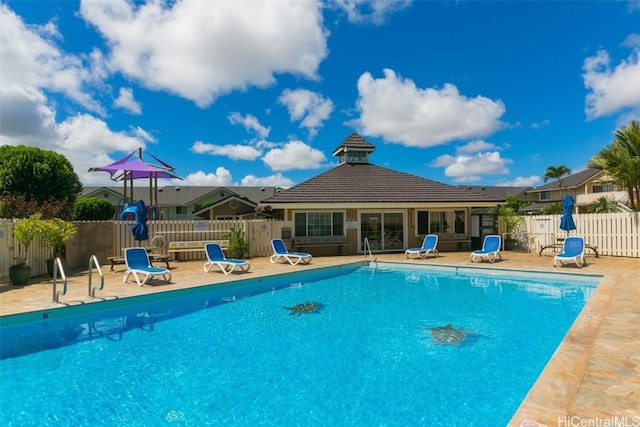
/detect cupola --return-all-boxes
[332,133,376,165]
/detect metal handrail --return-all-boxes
[88,255,104,298]
[363,237,377,268]
[52,257,67,303]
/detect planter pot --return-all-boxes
[504,239,517,251]
[9,264,32,286]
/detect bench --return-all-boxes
[107,253,171,271]
[167,240,229,259]
[294,237,347,254]
[538,243,599,258]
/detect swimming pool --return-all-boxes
[0,262,600,426]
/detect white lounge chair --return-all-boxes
[270,239,312,265]
[470,235,502,263]
[405,234,439,259]
[124,247,171,286]
[553,236,586,268]
[203,243,250,274]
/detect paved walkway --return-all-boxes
[1,251,638,425]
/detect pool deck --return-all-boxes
[1,251,638,424]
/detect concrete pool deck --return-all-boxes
[1,251,638,425]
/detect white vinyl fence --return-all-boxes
[520,212,640,257]
[1,219,290,283]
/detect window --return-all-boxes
[176,206,188,215]
[593,183,615,193]
[294,212,344,237]
[417,211,429,235]
[417,210,465,235]
[540,191,551,200]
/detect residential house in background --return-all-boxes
[80,186,278,220]
[524,169,629,213]
[260,133,505,255]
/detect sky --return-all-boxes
[1,0,639,191]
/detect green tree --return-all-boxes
[73,198,116,220]
[0,145,82,218]
[587,196,621,213]
[588,120,640,209]
[543,164,572,199]
[541,202,563,215]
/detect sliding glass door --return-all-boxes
[360,211,404,252]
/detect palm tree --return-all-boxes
[588,120,640,209]
[587,196,620,213]
[543,165,572,200]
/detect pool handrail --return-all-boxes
[88,255,104,297]
[52,257,67,303]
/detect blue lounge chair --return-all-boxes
[553,236,586,268]
[470,235,502,263]
[405,234,439,259]
[124,247,171,286]
[204,243,251,274]
[270,238,312,265]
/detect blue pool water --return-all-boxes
[0,263,599,426]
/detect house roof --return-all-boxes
[459,185,529,201]
[81,186,277,206]
[262,163,501,204]
[526,168,603,193]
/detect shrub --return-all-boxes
[73,198,116,220]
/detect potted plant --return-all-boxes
[225,228,249,259]
[9,214,43,286]
[495,205,524,250]
[40,218,77,276]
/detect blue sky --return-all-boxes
[1,0,639,190]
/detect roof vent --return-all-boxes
[175,187,180,191]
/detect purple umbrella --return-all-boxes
[90,150,182,217]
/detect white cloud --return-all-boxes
[58,114,143,152]
[350,69,506,147]
[278,88,334,137]
[332,0,411,24]
[0,82,152,185]
[0,4,104,114]
[530,119,550,129]
[262,140,326,171]
[228,112,270,139]
[0,85,57,145]
[494,175,540,187]
[241,173,295,187]
[182,168,233,186]
[114,87,142,114]
[583,47,640,119]
[430,151,511,183]
[80,0,328,107]
[191,140,262,161]
[456,140,499,155]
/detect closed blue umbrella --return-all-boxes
[559,195,576,233]
[131,199,149,242]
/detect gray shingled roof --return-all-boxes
[460,185,529,200]
[81,186,277,205]
[527,168,602,193]
[262,163,500,204]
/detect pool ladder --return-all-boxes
[52,255,104,303]
[363,237,378,269]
